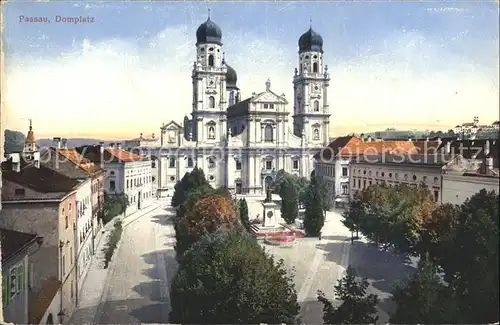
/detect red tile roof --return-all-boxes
[58,149,103,174]
[106,148,144,162]
[314,136,427,161]
[29,277,62,325]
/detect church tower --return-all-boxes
[23,119,37,153]
[292,24,331,146]
[191,12,228,143]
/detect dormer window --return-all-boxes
[15,188,25,196]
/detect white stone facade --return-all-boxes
[349,160,445,202]
[126,20,331,195]
[105,159,153,214]
[442,173,499,205]
[75,179,92,290]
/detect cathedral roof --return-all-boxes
[298,27,323,53]
[196,17,222,45]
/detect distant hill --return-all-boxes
[36,138,107,148]
[4,129,25,154]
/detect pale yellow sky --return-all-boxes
[4,27,499,140]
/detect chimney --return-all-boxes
[367,135,372,142]
[33,152,40,168]
[9,153,21,172]
[484,140,491,156]
[437,137,442,145]
[53,137,61,149]
[109,142,115,148]
[117,143,122,150]
[446,141,451,154]
[426,137,430,142]
[408,137,413,142]
[99,144,104,155]
[61,138,68,149]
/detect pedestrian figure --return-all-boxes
[319,231,322,240]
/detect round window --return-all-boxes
[169,176,175,181]
[209,175,215,181]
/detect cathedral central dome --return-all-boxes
[225,63,238,89]
[298,27,323,53]
[196,17,222,45]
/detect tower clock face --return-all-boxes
[207,77,216,88]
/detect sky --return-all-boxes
[2,1,499,140]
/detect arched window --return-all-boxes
[208,126,215,139]
[264,125,273,142]
[313,62,318,73]
[187,157,194,168]
[208,55,214,67]
[208,96,215,109]
[313,100,319,111]
[169,158,175,168]
[313,128,320,140]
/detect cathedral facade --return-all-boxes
[125,16,331,196]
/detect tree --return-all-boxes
[272,169,310,207]
[279,178,299,224]
[441,190,499,323]
[346,183,437,256]
[303,181,324,237]
[171,167,210,208]
[342,195,363,240]
[4,129,25,154]
[312,173,334,212]
[239,198,251,232]
[318,266,379,324]
[175,194,241,259]
[390,256,461,324]
[169,230,300,324]
[102,192,129,224]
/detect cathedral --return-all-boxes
[125,15,331,196]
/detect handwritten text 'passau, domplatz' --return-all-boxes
[19,15,95,24]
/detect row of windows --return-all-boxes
[316,164,349,177]
[91,180,103,194]
[262,103,275,109]
[126,175,152,190]
[353,169,439,184]
[80,219,92,246]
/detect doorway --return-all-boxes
[137,191,142,210]
[235,182,242,194]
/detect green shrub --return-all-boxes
[103,220,123,268]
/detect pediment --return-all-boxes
[252,91,287,104]
[164,120,182,130]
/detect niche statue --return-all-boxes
[264,186,273,203]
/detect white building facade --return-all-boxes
[349,154,452,203]
[75,179,92,289]
[103,149,153,214]
[442,172,499,205]
[126,18,331,195]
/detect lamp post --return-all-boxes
[158,123,166,198]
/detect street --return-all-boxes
[70,196,416,324]
[95,203,177,324]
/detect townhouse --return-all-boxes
[441,139,499,204]
[1,153,79,325]
[349,153,454,202]
[76,144,153,215]
[1,228,39,324]
[313,135,436,207]
[40,137,105,291]
[348,138,499,204]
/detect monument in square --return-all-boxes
[261,186,278,228]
